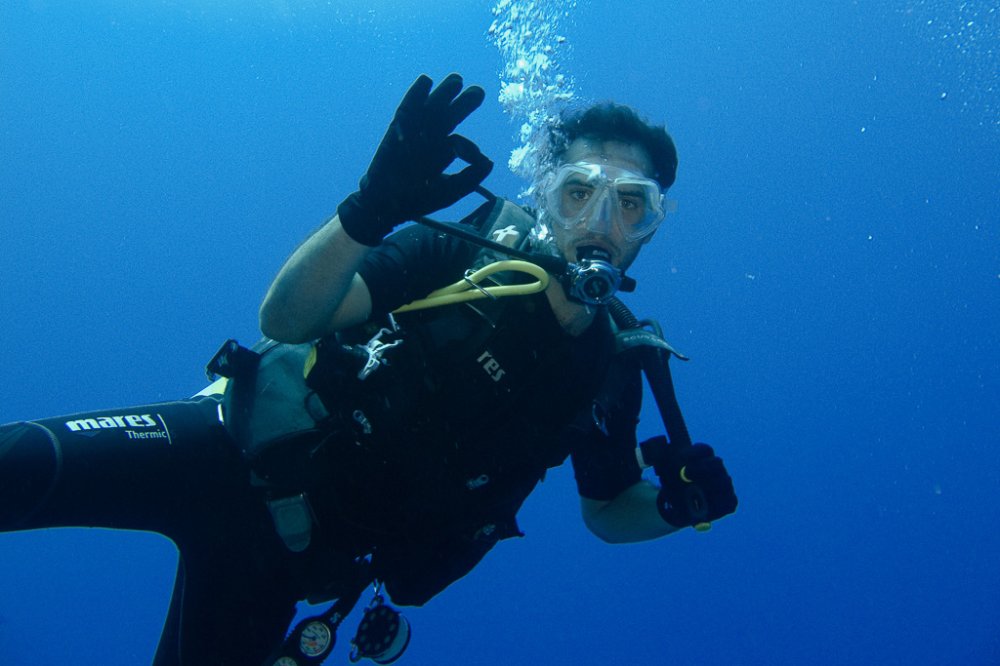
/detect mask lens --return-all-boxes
[547,164,603,229]
[612,177,664,240]
[544,163,666,241]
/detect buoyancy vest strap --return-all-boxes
[416,191,570,278]
[607,297,692,449]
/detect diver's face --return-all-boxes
[548,138,657,272]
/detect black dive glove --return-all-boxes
[642,437,738,529]
[338,73,494,246]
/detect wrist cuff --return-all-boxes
[337,192,387,248]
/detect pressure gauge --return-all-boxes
[299,620,334,658]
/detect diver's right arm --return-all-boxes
[261,74,491,343]
[259,215,373,343]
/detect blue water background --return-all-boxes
[2,1,998,664]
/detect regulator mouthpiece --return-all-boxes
[563,247,631,305]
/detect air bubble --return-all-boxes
[490,0,579,186]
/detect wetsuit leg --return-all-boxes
[0,421,62,529]
[154,546,301,666]
[0,397,301,665]
[3,397,241,533]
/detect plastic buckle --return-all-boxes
[357,328,403,380]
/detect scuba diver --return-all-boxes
[0,73,737,665]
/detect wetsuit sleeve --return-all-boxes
[357,223,480,316]
[568,353,644,501]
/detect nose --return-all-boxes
[584,195,614,235]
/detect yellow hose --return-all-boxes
[393,260,549,313]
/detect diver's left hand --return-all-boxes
[653,441,738,528]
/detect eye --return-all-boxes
[564,185,594,203]
[617,194,645,213]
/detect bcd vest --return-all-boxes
[206,197,620,604]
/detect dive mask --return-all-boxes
[541,161,671,242]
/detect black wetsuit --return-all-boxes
[0,223,644,665]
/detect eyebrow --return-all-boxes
[564,175,594,186]
[617,185,646,197]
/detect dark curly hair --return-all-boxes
[548,102,678,189]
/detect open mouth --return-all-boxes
[576,245,613,263]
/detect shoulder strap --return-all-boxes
[415,191,540,268]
